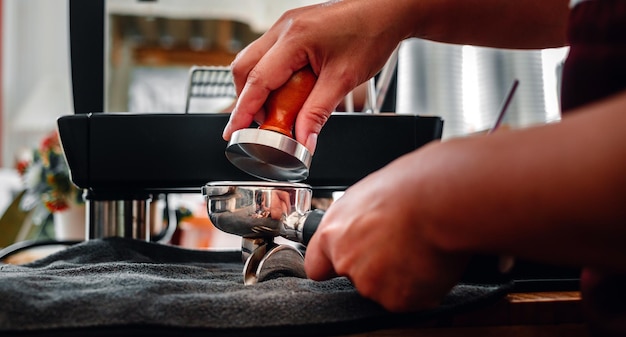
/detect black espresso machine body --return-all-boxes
[57,112,442,241]
[57,112,443,195]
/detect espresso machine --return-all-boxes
[59,0,577,288]
[58,109,443,280]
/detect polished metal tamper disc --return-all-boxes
[225,128,312,182]
[225,65,317,182]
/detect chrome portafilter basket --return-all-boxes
[202,181,323,285]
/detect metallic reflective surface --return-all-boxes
[241,238,306,285]
[203,181,312,243]
[87,199,150,241]
[225,128,312,182]
[204,181,319,284]
[256,243,306,284]
[242,238,269,285]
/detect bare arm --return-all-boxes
[305,91,626,312]
[406,0,569,48]
[421,91,626,271]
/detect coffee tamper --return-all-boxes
[226,66,317,182]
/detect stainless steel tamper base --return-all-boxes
[225,128,312,182]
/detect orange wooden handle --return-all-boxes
[260,66,317,138]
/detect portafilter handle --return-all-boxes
[283,208,324,246]
[302,209,323,245]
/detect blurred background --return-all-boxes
[0,0,568,250]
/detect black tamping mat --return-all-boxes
[0,238,512,337]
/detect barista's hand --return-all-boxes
[223,0,407,153]
[304,142,471,312]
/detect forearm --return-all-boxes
[367,0,569,49]
[414,91,626,272]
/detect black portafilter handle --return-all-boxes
[301,209,325,246]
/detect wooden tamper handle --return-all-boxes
[260,66,317,138]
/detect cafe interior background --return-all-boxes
[0,0,569,253]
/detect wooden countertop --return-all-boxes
[349,291,589,336]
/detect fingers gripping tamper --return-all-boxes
[226,66,317,182]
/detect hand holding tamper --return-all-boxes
[225,66,317,182]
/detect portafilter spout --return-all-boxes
[225,66,317,182]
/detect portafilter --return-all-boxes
[202,181,323,285]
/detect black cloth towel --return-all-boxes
[0,238,511,336]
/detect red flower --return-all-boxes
[16,159,30,176]
[40,130,60,153]
[19,129,82,214]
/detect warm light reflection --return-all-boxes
[541,47,570,123]
[461,45,482,131]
